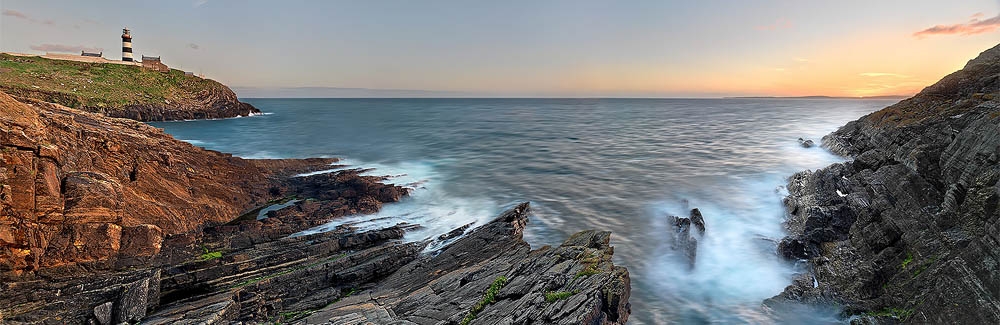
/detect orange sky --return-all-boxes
[2,1,999,97]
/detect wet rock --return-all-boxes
[690,208,706,235]
[776,236,817,260]
[798,138,815,148]
[438,222,474,241]
[668,208,706,269]
[771,43,1000,323]
[304,203,631,325]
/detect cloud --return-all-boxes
[188,43,200,50]
[3,9,61,26]
[2,9,29,19]
[30,44,104,53]
[859,72,910,78]
[914,13,1000,37]
[793,57,809,62]
[194,0,209,8]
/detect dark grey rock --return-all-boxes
[303,203,631,325]
[92,302,112,325]
[669,208,707,270]
[770,43,1000,324]
[690,208,706,235]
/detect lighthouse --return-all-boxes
[121,27,133,62]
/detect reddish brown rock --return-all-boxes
[0,92,404,276]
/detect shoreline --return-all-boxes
[765,43,1000,323]
[0,91,632,324]
[2,41,999,324]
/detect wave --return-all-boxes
[291,159,498,251]
[639,136,852,323]
[179,139,207,146]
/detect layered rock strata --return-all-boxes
[768,43,1000,324]
[0,91,631,324]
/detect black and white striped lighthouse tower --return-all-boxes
[121,27,133,62]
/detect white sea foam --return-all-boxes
[292,160,498,251]
[641,135,853,322]
[241,151,282,159]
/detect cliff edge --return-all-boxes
[768,43,1000,323]
[0,53,259,121]
[0,91,630,324]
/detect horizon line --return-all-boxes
[237,95,911,100]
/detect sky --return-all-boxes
[1,0,999,98]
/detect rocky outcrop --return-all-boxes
[0,91,408,323]
[0,90,630,324]
[768,43,1000,323]
[108,88,259,121]
[0,92,397,276]
[302,203,631,325]
[139,203,631,325]
[669,208,705,270]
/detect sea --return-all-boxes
[151,98,897,324]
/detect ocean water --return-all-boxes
[151,98,895,324]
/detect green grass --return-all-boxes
[460,276,508,325]
[575,266,601,279]
[200,251,222,261]
[199,245,223,261]
[0,53,228,110]
[901,252,913,268]
[544,290,579,303]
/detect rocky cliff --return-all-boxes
[0,54,260,121]
[302,203,631,325]
[0,90,405,322]
[0,91,630,324]
[768,43,1000,323]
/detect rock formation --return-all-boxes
[0,91,402,323]
[768,43,1000,324]
[798,138,815,148]
[670,208,706,270]
[0,91,631,324]
[303,203,631,325]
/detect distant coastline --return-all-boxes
[725,95,910,100]
[235,87,912,99]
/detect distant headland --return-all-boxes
[724,95,910,100]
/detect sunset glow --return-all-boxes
[2,0,999,97]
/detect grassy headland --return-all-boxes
[0,53,250,120]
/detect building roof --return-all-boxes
[141,55,161,61]
[81,51,103,57]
